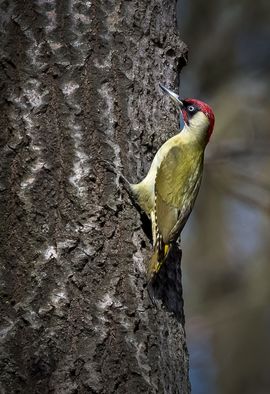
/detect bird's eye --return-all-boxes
[187,105,195,112]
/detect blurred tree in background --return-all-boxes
[177,0,270,393]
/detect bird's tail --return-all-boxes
[148,242,170,280]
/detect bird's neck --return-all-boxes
[180,112,209,147]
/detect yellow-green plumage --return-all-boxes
[130,111,210,278]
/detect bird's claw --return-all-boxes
[100,159,131,195]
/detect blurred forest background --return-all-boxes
[177,0,270,393]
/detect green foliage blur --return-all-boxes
[177,1,270,393]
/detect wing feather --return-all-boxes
[154,145,203,243]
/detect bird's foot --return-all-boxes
[100,159,132,196]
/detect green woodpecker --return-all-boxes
[130,85,215,278]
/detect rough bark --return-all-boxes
[0,0,189,393]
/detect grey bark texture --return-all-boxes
[0,0,189,393]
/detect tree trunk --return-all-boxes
[0,0,189,393]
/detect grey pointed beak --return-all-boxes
[159,84,183,107]
[159,84,185,131]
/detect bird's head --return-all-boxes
[159,84,215,144]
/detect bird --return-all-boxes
[129,84,215,279]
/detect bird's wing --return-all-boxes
[155,145,203,243]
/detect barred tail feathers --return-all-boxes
[148,242,170,279]
[148,187,171,279]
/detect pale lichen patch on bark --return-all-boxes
[9,79,48,199]
[60,81,90,197]
[44,246,58,260]
[50,288,69,315]
[98,83,122,186]
[97,294,114,310]
[68,122,90,196]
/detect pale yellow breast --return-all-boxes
[131,134,182,216]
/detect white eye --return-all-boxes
[187,105,195,112]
